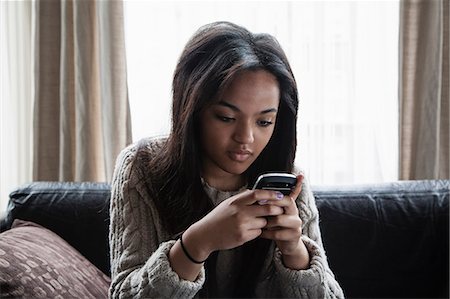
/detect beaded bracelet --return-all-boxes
[179,234,207,264]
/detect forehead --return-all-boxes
[218,69,280,108]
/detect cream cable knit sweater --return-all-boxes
[109,138,344,298]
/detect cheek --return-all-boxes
[201,121,224,142]
[199,118,228,152]
[254,128,276,153]
[262,126,276,142]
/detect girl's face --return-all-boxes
[199,69,280,189]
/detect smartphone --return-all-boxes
[252,173,297,195]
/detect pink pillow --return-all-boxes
[0,220,110,298]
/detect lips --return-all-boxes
[228,150,252,162]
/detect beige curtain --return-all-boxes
[33,0,132,182]
[399,0,450,180]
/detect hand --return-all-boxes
[259,175,310,269]
[182,189,287,262]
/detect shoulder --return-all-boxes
[112,136,167,186]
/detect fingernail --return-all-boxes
[258,200,268,205]
[276,192,284,199]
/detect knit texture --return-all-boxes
[109,138,344,298]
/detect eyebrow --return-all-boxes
[217,101,278,114]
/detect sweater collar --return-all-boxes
[201,178,248,206]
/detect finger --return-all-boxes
[265,214,302,230]
[257,196,294,208]
[247,229,264,240]
[247,204,284,218]
[260,194,299,216]
[236,189,285,206]
[247,217,268,230]
[260,227,302,241]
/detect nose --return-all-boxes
[233,121,254,144]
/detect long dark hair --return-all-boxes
[144,21,298,297]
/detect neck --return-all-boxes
[202,173,246,191]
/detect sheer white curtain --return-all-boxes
[293,1,399,184]
[0,1,33,214]
[124,0,399,185]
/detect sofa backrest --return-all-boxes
[2,180,449,298]
[314,180,449,298]
[1,182,111,277]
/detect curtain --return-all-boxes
[124,1,400,185]
[33,0,132,182]
[0,1,33,213]
[399,0,450,180]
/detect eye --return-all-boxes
[257,120,274,127]
[216,115,235,123]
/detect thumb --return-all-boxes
[233,189,259,206]
[289,174,304,201]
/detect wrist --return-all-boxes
[182,223,213,262]
[281,240,310,270]
[180,234,207,264]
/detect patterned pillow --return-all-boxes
[0,219,111,298]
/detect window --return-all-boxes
[124,0,399,185]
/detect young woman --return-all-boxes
[109,21,344,298]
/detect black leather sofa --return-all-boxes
[1,180,449,298]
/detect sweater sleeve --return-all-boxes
[108,144,205,299]
[271,174,345,299]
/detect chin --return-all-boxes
[225,161,253,176]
